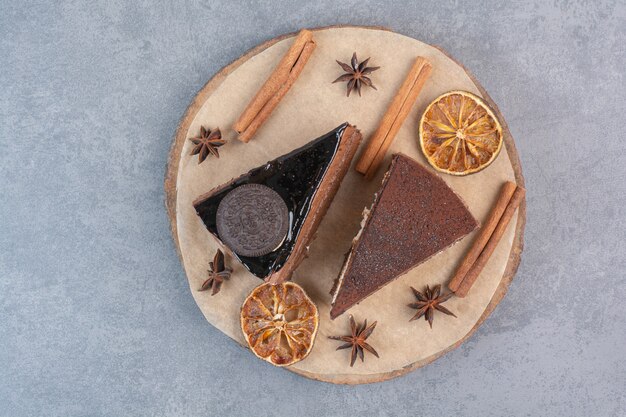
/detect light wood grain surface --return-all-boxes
[165,26,525,384]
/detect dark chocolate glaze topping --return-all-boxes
[194,123,348,279]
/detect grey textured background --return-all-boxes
[1,0,625,416]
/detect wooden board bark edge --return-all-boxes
[164,25,526,385]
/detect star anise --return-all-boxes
[333,52,380,97]
[189,126,225,164]
[329,315,379,367]
[408,284,456,328]
[199,249,232,295]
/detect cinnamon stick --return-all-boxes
[452,185,526,297]
[234,30,316,143]
[448,181,517,293]
[355,56,432,178]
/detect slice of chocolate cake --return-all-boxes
[330,154,478,319]
[194,123,362,281]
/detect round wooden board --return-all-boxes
[165,26,526,384]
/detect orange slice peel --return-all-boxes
[419,91,503,175]
[240,281,319,367]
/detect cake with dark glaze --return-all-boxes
[194,123,362,281]
[330,153,478,319]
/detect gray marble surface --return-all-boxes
[1,1,625,416]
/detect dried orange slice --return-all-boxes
[419,91,503,175]
[240,282,318,366]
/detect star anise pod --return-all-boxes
[329,315,379,367]
[408,284,456,328]
[199,249,232,295]
[333,52,380,97]
[189,126,225,164]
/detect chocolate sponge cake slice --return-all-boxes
[330,154,478,319]
[194,123,362,281]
